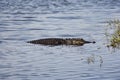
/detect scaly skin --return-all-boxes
[27,38,95,46]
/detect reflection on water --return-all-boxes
[0,0,120,80]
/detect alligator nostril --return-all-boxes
[92,41,96,43]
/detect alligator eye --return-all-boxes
[80,39,84,41]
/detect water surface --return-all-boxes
[0,0,120,80]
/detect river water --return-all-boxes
[0,0,120,80]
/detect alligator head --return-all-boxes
[65,38,95,45]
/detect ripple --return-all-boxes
[0,29,18,32]
[5,19,43,22]
[23,16,36,18]
[0,41,2,44]
[3,38,26,41]
[0,73,12,80]
[47,16,83,20]
[0,64,12,68]
[0,23,9,26]
[2,12,48,15]
[58,34,77,37]
[27,28,47,31]
[41,73,51,77]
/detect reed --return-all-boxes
[106,19,120,48]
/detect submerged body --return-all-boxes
[27,38,95,46]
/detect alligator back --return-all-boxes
[27,38,95,46]
[27,38,66,45]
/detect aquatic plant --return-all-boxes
[87,54,103,67]
[106,19,120,48]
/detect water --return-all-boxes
[0,0,120,80]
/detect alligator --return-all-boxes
[27,38,95,46]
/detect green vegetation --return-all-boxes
[106,19,120,48]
